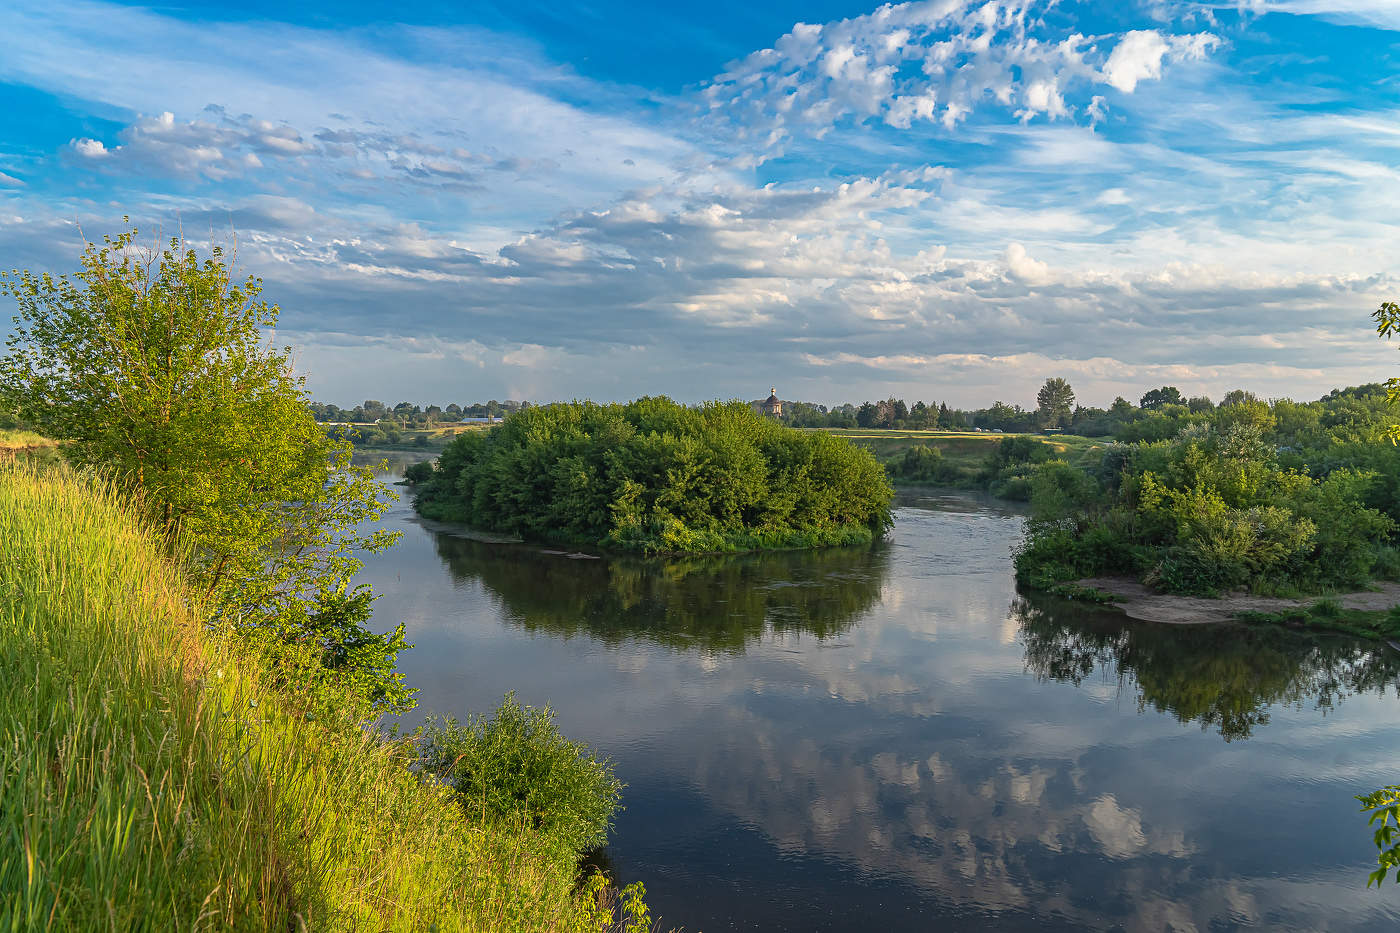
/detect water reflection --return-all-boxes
[1016,593,1400,740]
[363,493,1400,931]
[429,534,891,652]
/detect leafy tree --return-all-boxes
[1036,377,1075,428]
[1221,389,1257,407]
[414,397,893,555]
[1140,386,1185,410]
[1187,395,1215,413]
[0,226,409,715]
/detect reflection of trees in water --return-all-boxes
[1015,593,1400,741]
[430,534,890,652]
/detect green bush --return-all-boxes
[887,444,967,485]
[1016,420,1396,597]
[414,397,893,555]
[404,460,435,485]
[418,694,623,858]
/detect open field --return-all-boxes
[817,428,1109,473]
[319,421,493,450]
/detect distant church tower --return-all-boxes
[761,387,783,417]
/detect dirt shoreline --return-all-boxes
[1077,576,1400,626]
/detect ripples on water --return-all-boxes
[356,478,1400,932]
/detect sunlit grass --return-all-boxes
[0,464,642,932]
[0,429,54,450]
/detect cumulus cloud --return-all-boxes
[1102,29,1220,93]
[71,138,108,158]
[702,1,1218,160]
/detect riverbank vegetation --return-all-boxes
[0,228,651,928]
[1015,315,1400,605]
[1016,397,1400,598]
[0,466,645,930]
[413,396,894,555]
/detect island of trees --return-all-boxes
[411,396,894,555]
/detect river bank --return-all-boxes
[1079,575,1400,637]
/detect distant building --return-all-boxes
[761,388,783,418]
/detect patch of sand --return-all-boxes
[1077,577,1400,626]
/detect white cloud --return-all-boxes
[1102,30,1220,93]
[702,2,1219,160]
[1004,242,1052,282]
[0,0,717,229]
[71,138,108,158]
[1251,0,1400,29]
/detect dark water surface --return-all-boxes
[357,468,1400,931]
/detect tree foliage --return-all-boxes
[1140,386,1185,410]
[1359,786,1400,886]
[1361,301,1400,886]
[1376,300,1400,445]
[1015,407,1400,596]
[0,226,409,714]
[1036,377,1075,428]
[413,397,893,555]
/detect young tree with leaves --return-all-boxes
[0,225,411,715]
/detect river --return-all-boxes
[356,460,1400,931]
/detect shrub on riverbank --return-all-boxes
[419,695,623,857]
[1015,418,1399,597]
[0,465,646,931]
[414,397,894,554]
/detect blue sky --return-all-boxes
[1,0,1398,407]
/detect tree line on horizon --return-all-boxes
[309,379,1316,438]
[309,398,529,426]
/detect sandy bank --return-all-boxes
[1077,577,1400,626]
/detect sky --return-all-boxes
[0,0,1398,408]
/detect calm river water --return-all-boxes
[357,462,1400,931]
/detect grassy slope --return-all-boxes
[818,428,1107,480]
[0,466,626,932]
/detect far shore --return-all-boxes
[1078,576,1400,627]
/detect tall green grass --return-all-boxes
[0,465,645,932]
